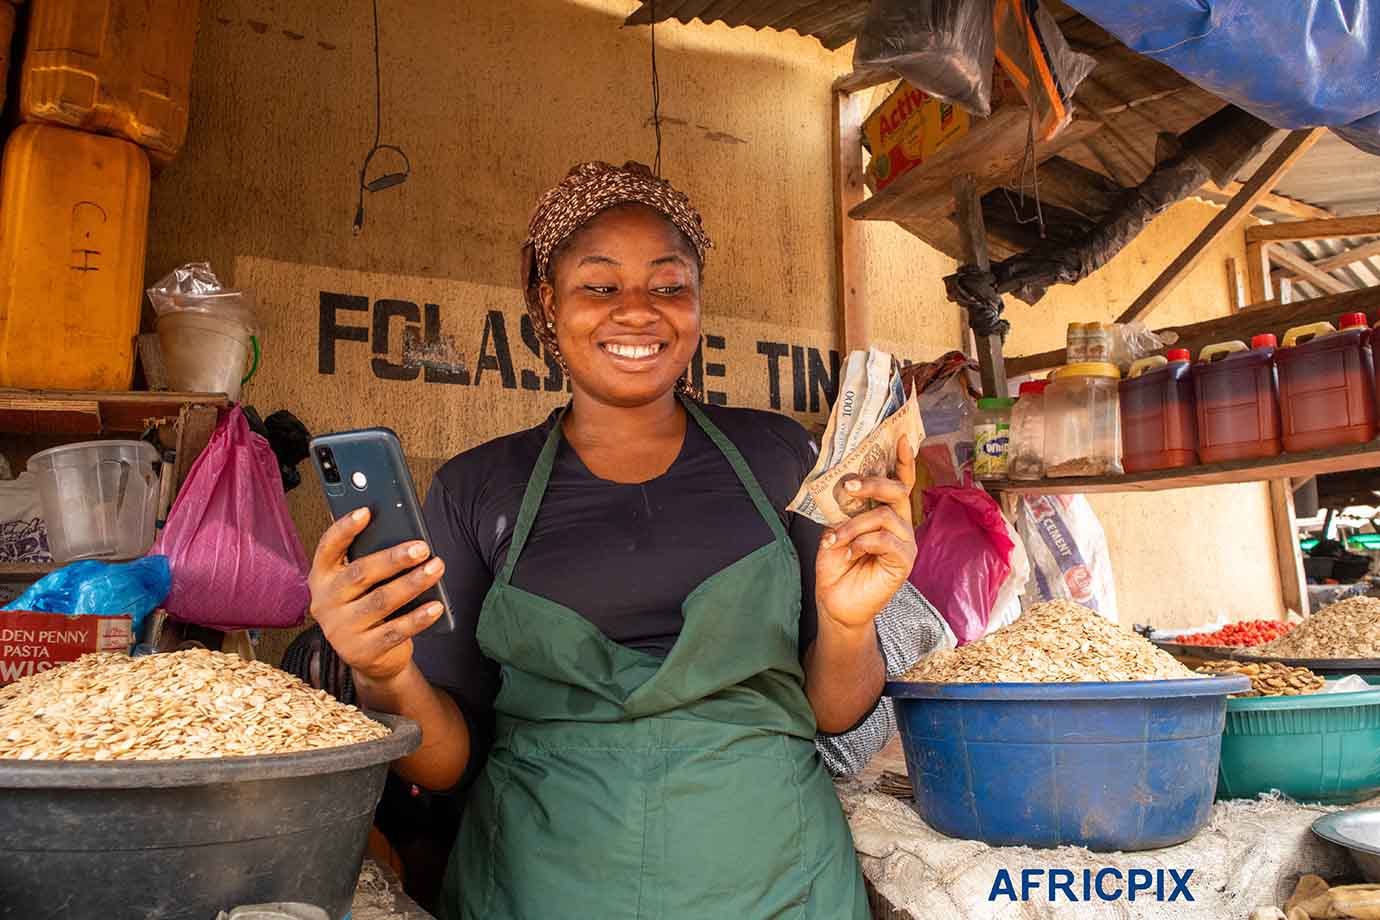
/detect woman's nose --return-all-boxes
[608,289,659,323]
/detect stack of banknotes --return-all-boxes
[787,347,925,526]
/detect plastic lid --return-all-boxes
[1251,333,1278,349]
[977,397,1016,409]
[1018,380,1049,396]
[1341,312,1368,330]
[1166,348,1190,362]
[1051,361,1121,380]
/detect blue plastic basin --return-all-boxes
[885,676,1249,852]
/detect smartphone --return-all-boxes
[309,428,455,635]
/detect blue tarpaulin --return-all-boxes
[1064,0,1380,154]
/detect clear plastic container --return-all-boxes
[27,440,159,563]
[157,311,257,400]
[1044,363,1123,478]
[1120,348,1197,473]
[1276,313,1376,452]
[975,397,1015,480]
[1192,335,1282,464]
[1008,380,1048,480]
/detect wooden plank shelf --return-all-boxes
[0,561,58,581]
[0,389,228,436]
[848,107,1103,224]
[988,440,1380,495]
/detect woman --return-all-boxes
[309,161,917,919]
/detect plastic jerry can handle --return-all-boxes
[1282,322,1337,348]
[1128,356,1168,378]
[1199,341,1249,363]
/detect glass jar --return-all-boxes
[1044,363,1123,478]
[974,397,1016,480]
[1008,380,1048,480]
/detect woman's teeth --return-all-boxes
[604,343,663,359]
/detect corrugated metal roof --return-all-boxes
[1255,134,1380,218]
[624,0,869,50]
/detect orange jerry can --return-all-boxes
[0,4,15,113]
[20,0,199,163]
[0,124,151,391]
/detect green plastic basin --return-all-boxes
[1217,688,1380,804]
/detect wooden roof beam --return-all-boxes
[1266,245,1353,295]
[1247,213,1380,243]
[1115,128,1324,324]
[1202,181,1334,221]
[1313,238,1380,272]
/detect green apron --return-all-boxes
[439,398,869,920]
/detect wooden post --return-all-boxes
[832,89,869,355]
[1269,478,1310,617]
[1245,240,1273,305]
[1225,257,1243,313]
[953,174,1006,397]
[1116,128,1322,324]
[1247,238,1310,617]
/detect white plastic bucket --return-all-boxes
[157,311,257,401]
[27,441,159,563]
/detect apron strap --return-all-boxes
[498,406,567,585]
[680,397,789,543]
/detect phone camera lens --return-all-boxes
[318,447,341,484]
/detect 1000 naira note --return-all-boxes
[788,391,923,526]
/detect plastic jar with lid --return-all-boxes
[1120,348,1197,473]
[1191,334,1282,463]
[975,397,1016,480]
[1008,380,1048,480]
[1276,312,1375,452]
[1044,362,1123,478]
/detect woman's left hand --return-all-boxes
[815,435,918,631]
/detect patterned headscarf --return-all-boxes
[521,161,713,361]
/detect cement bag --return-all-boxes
[1016,494,1118,622]
[909,486,1014,644]
[854,0,996,116]
[0,472,51,564]
[154,407,310,630]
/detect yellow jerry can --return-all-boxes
[0,124,151,391]
[20,0,199,163]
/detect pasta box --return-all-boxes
[863,80,971,191]
[0,610,132,685]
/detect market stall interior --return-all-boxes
[4,0,1380,918]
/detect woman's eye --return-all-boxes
[653,285,684,296]
[584,285,617,295]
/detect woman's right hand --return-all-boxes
[308,508,447,683]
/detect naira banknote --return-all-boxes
[799,393,924,526]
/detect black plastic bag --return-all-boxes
[854,0,997,117]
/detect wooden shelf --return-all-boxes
[0,389,228,436]
[0,561,57,581]
[848,107,1103,224]
[989,440,1380,495]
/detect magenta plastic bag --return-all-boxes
[154,407,310,629]
[908,486,1014,645]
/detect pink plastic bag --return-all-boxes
[908,486,1014,645]
[154,407,310,629]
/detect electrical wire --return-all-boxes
[650,0,663,176]
[353,0,411,235]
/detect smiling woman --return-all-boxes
[307,160,919,920]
